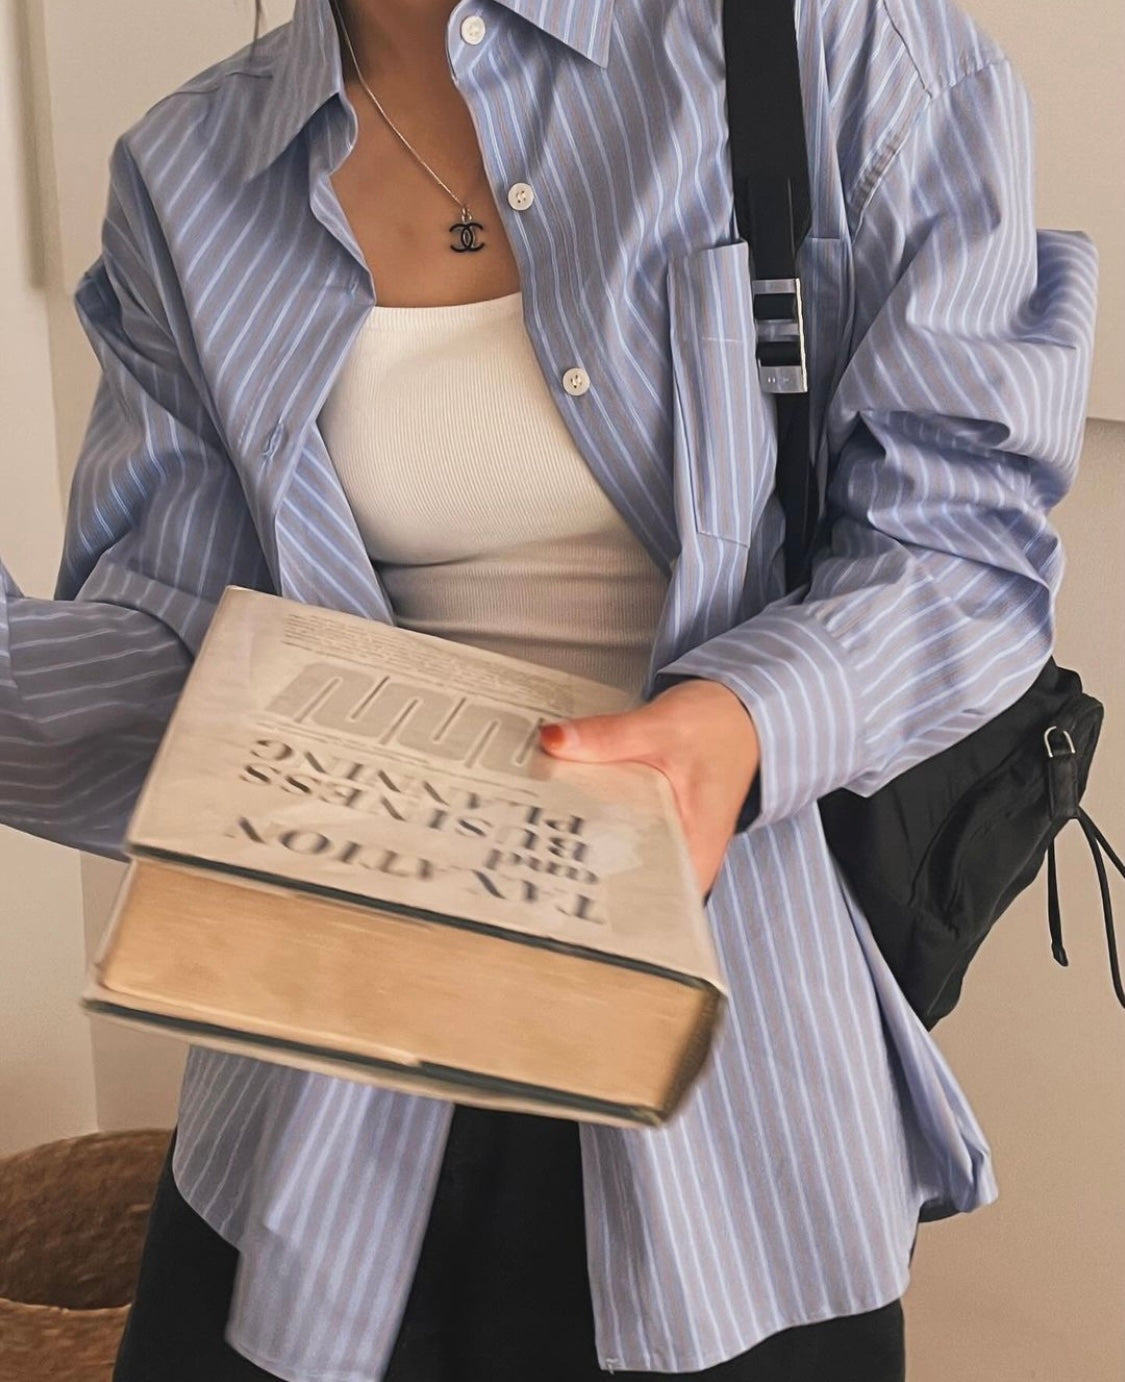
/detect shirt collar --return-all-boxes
[237,0,616,185]
[494,0,617,67]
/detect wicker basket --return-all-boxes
[0,1129,170,1381]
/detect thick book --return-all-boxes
[84,587,726,1126]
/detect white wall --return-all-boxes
[1,0,284,1154]
[26,0,287,1139]
[0,0,95,1155]
[1,0,1122,1376]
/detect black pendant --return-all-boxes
[450,214,485,252]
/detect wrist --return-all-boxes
[662,676,761,790]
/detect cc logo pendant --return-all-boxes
[450,211,485,253]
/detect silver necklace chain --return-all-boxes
[330,0,480,233]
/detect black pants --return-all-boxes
[115,1112,905,1382]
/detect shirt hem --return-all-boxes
[222,1258,918,1381]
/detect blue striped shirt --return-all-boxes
[0,0,1096,1376]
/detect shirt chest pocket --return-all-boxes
[667,240,774,546]
[666,236,850,547]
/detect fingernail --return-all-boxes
[539,722,573,751]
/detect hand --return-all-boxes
[538,679,761,895]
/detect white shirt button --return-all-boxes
[460,15,486,44]
[507,182,535,211]
[562,368,590,397]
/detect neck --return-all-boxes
[332,0,457,81]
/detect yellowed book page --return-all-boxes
[95,861,713,1113]
[81,988,660,1127]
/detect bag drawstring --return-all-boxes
[1047,811,1125,1010]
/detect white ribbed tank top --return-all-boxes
[319,290,669,696]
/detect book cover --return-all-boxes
[86,587,726,1124]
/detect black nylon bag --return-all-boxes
[818,663,1104,1027]
[723,0,1124,1027]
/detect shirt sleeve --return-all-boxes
[653,59,1098,829]
[0,137,271,858]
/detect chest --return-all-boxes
[320,291,635,565]
[329,74,522,307]
[155,3,849,637]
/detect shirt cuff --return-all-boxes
[652,605,863,829]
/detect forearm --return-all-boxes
[1,567,191,855]
[654,534,1051,828]
[659,60,1097,830]
[0,133,274,856]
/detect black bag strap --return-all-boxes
[722,0,818,589]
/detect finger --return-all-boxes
[538,708,659,764]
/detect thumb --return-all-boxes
[538,707,656,764]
